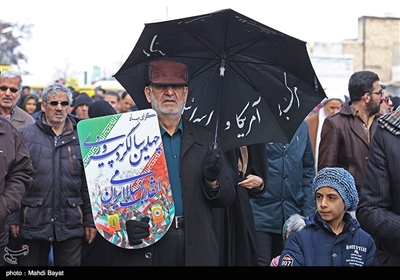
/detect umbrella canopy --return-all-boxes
[114,8,326,152]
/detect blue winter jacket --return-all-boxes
[250,121,316,234]
[279,212,376,266]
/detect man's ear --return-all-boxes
[144,86,151,103]
[363,92,371,103]
[183,86,189,103]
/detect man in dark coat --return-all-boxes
[0,115,33,266]
[106,60,236,266]
[357,108,400,266]
[8,83,96,266]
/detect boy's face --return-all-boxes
[315,186,346,223]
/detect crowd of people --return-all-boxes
[0,60,399,267]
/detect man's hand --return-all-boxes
[85,227,97,244]
[126,216,150,246]
[201,146,223,182]
[9,225,20,238]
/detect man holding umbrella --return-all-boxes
[107,59,236,266]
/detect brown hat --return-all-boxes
[147,60,188,85]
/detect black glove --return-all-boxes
[201,146,223,181]
[126,216,150,245]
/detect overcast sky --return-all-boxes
[1,0,399,85]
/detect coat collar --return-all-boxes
[339,101,380,147]
[309,212,359,235]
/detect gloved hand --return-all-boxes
[126,216,150,245]
[201,145,223,182]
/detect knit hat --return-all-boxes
[71,93,93,115]
[312,167,359,211]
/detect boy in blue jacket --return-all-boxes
[279,167,376,266]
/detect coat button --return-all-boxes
[145,252,152,259]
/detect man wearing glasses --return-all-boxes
[318,71,383,201]
[0,70,34,128]
[379,84,394,114]
[7,83,96,266]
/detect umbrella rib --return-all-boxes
[184,29,282,87]
[115,8,327,151]
[221,37,290,90]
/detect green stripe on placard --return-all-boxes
[77,114,122,167]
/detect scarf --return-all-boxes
[378,107,400,136]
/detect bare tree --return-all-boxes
[0,21,32,73]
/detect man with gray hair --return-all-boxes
[7,83,96,266]
[0,70,34,128]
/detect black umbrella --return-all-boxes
[114,8,326,152]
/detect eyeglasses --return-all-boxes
[47,100,70,107]
[0,86,20,93]
[370,90,383,97]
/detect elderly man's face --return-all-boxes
[380,90,393,114]
[0,77,22,112]
[41,91,70,126]
[145,84,188,117]
[323,99,343,117]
